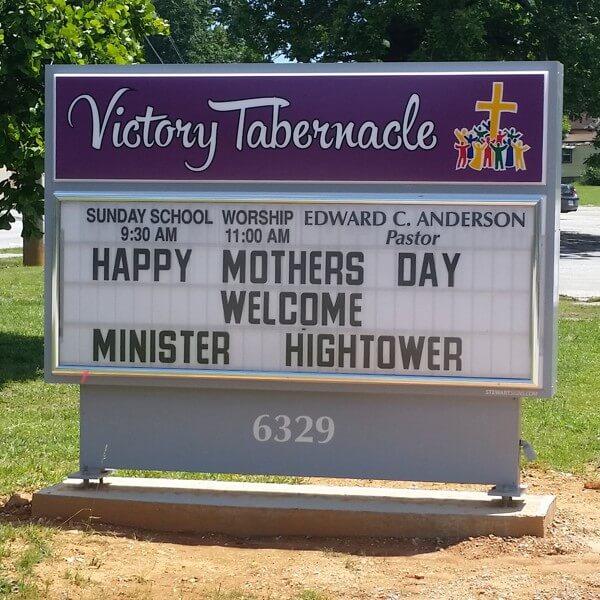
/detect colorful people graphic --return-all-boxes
[504,127,522,169]
[465,131,478,160]
[455,82,530,173]
[483,136,493,169]
[513,139,530,171]
[453,128,470,169]
[490,139,508,171]
[469,140,484,171]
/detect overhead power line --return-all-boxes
[145,35,164,64]
[168,36,185,64]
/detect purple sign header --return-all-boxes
[53,71,547,183]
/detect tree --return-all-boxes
[145,0,261,64]
[562,116,571,140]
[0,0,168,265]
[226,0,600,117]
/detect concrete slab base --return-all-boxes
[32,477,556,539]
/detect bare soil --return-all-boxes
[3,469,600,599]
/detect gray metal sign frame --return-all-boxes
[44,61,562,496]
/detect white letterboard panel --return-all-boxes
[54,197,539,387]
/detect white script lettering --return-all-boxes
[67,88,219,172]
[208,94,437,152]
[67,89,438,173]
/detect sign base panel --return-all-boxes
[79,386,522,488]
[32,477,556,539]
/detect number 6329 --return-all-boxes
[252,414,335,444]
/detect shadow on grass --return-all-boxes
[0,331,43,388]
[560,230,600,257]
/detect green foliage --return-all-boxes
[584,130,600,170]
[147,0,260,64]
[581,165,600,185]
[562,115,571,140]
[0,1,168,239]
[227,0,529,62]
[227,0,600,116]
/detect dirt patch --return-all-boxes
[5,469,600,599]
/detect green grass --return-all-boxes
[522,297,600,472]
[0,523,53,600]
[202,590,259,600]
[295,592,332,600]
[0,248,22,255]
[574,184,600,207]
[0,259,79,495]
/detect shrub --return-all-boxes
[581,165,600,185]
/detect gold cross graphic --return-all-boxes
[475,82,518,139]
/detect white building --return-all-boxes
[562,116,599,182]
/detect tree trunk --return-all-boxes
[22,214,44,267]
[23,234,44,266]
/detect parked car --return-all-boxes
[561,184,579,213]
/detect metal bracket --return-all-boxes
[488,484,527,507]
[68,467,114,488]
[488,439,535,506]
[520,439,537,461]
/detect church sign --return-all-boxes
[44,63,561,493]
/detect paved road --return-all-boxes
[0,169,23,257]
[0,211,23,250]
[1,206,599,299]
[559,206,600,300]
